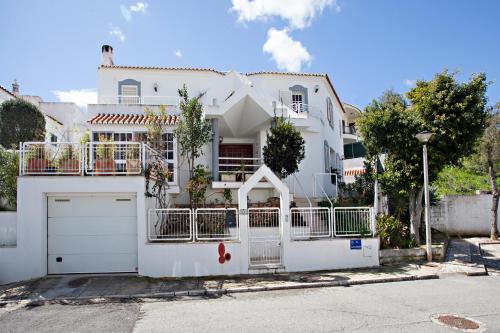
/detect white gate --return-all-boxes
[248,207,282,267]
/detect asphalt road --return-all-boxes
[1,275,499,333]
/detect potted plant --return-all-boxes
[236,161,247,182]
[126,144,141,174]
[94,136,116,175]
[220,172,236,182]
[26,144,48,173]
[58,145,80,174]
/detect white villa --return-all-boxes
[0,45,379,284]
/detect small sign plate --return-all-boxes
[350,239,362,250]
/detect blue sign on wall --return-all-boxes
[350,239,362,250]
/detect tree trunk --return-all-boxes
[409,187,424,245]
[488,159,498,240]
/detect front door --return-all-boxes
[248,207,282,268]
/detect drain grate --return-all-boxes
[431,314,484,331]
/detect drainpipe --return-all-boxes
[211,119,219,182]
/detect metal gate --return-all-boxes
[248,207,282,267]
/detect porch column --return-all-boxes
[211,119,219,181]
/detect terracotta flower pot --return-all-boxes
[59,158,80,174]
[27,158,48,173]
[94,159,115,175]
[126,159,141,174]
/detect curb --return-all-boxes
[0,274,438,306]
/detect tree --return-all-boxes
[358,71,489,244]
[0,99,45,149]
[263,116,305,179]
[0,146,18,210]
[478,111,499,240]
[173,85,212,206]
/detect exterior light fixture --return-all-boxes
[415,130,434,262]
[153,83,158,93]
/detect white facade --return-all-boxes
[89,57,346,202]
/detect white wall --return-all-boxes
[0,177,145,284]
[0,212,16,247]
[431,194,499,236]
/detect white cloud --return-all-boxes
[263,28,311,72]
[120,5,132,22]
[52,89,97,109]
[231,0,338,30]
[404,79,416,87]
[109,25,125,42]
[130,2,148,13]
[121,2,148,21]
[174,50,182,58]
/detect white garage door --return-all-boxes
[48,195,138,274]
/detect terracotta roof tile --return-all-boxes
[100,65,225,75]
[88,113,179,125]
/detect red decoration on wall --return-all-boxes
[218,243,231,264]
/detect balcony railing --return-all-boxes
[99,95,181,105]
[343,126,357,135]
[19,142,173,179]
[218,157,263,182]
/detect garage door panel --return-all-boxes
[48,196,136,218]
[48,254,138,274]
[48,234,137,255]
[48,194,138,274]
[48,217,136,236]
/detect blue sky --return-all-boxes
[0,0,498,109]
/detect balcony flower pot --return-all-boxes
[94,159,115,175]
[221,173,236,182]
[126,159,142,174]
[27,158,48,173]
[59,158,80,174]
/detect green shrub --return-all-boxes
[0,146,18,210]
[376,214,415,249]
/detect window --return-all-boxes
[92,132,113,141]
[326,97,334,129]
[121,85,139,104]
[50,133,58,143]
[162,132,175,182]
[324,140,330,173]
[292,92,304,112]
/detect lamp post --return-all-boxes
[415,131,433,262]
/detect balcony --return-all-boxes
[98,95,181,105]
[213,157,273,189]
[343,125,359,143]
[19,142,175,184]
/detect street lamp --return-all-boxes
[415,131,433,262]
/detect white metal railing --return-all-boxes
[218,157,263,182]
[290,207,331,239]
[85,142,143,175]
[20,142,82,175]
[100,95,181,105]
[195,208,239,241]
[334,207,374,237]
[147,208,192,241]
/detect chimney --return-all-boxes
[12,79,19,96]
[101,45,114,66]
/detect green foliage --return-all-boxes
[95,135,115,159]
[434,164,495,196]
[223,188,232,206]
[340,160,376,206]
[0,99,46,149]
[0,146,18,209]
[173,85,212,178]
[376,214,415,249]
[186,165,210,208]
[263,116,305,179]
[145,105,170,153]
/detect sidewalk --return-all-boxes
[0,263,439,303]
[439,237,496,276]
